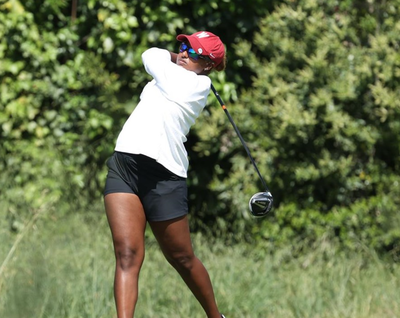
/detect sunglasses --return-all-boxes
[179,42,212,63]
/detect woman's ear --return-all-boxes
[204,64,213,71]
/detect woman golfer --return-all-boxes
[104,31,227,318]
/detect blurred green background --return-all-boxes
[1,0,400,317]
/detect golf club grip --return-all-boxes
[210,84,269,192]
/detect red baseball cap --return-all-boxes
[176,31,225,66]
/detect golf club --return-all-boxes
[211,84,273,217]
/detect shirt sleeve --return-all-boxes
[141,47,211,103]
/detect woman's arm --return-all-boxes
[142,48,210,100]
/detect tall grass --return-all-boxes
[0,204,399,318]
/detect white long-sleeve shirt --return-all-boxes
[115,48,211,177]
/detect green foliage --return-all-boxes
[204,0,400,255]
[1,0,400,259]
[1,0,269,229]
[0,1,124,228]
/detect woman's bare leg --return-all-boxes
[105,193,147,318]
[149,216,221,318]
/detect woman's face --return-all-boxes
[176,42,212,75]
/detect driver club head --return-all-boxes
[249,192,273,217]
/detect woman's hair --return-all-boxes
[203,55,226,75]
[214,55,227,72]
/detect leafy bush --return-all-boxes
[209,0,400,256]
[1,0,400,259]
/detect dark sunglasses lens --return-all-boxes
[187,48,199,60]
[179,42,200,60]
[179,43,187,52]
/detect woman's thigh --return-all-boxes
[148,216,194,261]
[105,193,147,260]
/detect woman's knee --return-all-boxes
[115,246,144,271]
[165,251,196,272]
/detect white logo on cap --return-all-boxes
[196,32,210,38]
[198,48,203,54]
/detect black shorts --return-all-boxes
[104,152,188,222]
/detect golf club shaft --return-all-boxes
[211,84,269,192]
